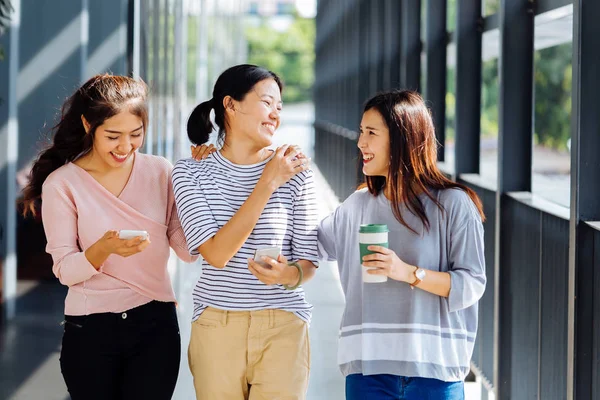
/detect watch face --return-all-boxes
[416,269,426,280]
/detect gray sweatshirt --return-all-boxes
[317,187,486,382]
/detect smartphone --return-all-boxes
[253,246,281,268]
[118,230,148,240]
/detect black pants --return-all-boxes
[60,301,181,400]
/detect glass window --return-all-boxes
[480,57,499,182]
[483,0,499,16]
[444,44,456,170]
[532,42,572,207]
[447,0,456,32]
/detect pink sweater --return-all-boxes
[41,152,197,315]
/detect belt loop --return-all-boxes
[221,310,228,327]
[269,309,275,329]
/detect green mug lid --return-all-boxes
[359,224,389,233]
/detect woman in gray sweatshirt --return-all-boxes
[318,90,486,400]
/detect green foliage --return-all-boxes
[447,0,456,32]
[245,15,315,103]
[485,0,499,15]
[534,43,572,150]
[481,59,499,138]
[445,42,572,151]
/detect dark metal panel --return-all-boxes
[593,228,600,400]
[571,223,596,399]
[382,0,401,89]
[358,0,371,103]
[88,0,128,76]
[496,1,534,193]
[495,2,535,397]
[370,0,383,93]
[483,13,499,32]
[460,181,496,388]
[425,0,447,161]
[503,197,541,399]
[536,0,572,15]
[17,0,85,170]
[479,188,496,385]
[539,213,569,399]
[570,0,600,398]
[454,0,481,175]
[400,0,421,90]
[0,0,20,314]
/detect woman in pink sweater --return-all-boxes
[20,74,209,399]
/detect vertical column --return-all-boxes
[87,0,128,78]
[494,0,534,398]
[196,0,209,104]
[128,0,141,78]
[160,0,169,157]
[569,0,600,399]
[148,0,161,154]
[382,0,400,90]
[172,0,184,161]
[400,0,421,90]
[425,0,447,161]
[0,0,20,319]
[453,1,481,175]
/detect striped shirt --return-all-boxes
[172,151,319,323]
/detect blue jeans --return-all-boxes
[346,374,464,400]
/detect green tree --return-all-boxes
[534,43,572,150]
[245,15,315,103]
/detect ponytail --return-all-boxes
[187,99,214,145]
[21,92,91,216]
[188,64,283,147]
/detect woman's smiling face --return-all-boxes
[357,108,390,177]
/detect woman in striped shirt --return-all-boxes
[172,64,319,400]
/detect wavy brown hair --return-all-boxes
[21,74,148,216]
[361,90,485,233]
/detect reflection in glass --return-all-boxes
[532,42,572,207]
[480,58,498,182]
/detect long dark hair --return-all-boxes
[361,90,485,233]
[21,74,148,216]
[187,64,283,146]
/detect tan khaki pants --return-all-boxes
[188,307,310,400]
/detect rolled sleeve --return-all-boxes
[447,218,486,313]
[171,160,219,255]
[290,170,320,265]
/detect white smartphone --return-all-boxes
[253,246,281,268]
[118,230,148,240]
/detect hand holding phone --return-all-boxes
[253,246,281,269]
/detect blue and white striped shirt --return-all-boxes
[172,151,319,323]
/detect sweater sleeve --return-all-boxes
[41,183,100,286]
[447,217,487,313]
[317,207,339,262]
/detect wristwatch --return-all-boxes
[410,267,426,289]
